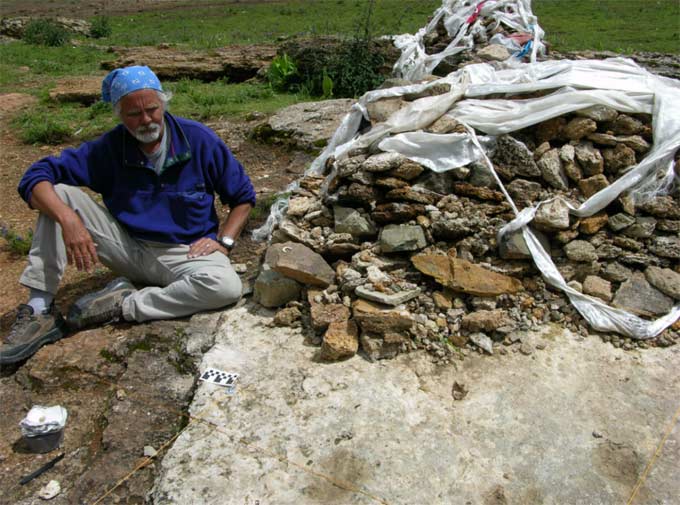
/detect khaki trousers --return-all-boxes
[20,185,242,322]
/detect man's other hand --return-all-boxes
[61,211,98,272]
[188,237,228,258]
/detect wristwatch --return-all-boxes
[219,235,235,250]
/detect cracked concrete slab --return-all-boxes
[152,304,680,504]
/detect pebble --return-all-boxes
[39,480,61,500]
[143,445,158,458]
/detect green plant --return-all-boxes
[13,111,72,144]
[321,68,334,99]
[90,16,113,39]
[0,225,33,255]
[267,53,299,92]
[22,19,70,47]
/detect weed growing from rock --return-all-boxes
[90,16,112,39]
[22,19,70,47]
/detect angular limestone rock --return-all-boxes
[574,141,604,176]
[534,199,570,231]
[362,152,406,173]
[645,266,680,300]
[333,206,377,237]
[583,275,612,302]
[253,269,301,308]
[379,224,427,253]
[564,240,598,263]
[355,285,421,306]
[578,174,609,198]
[563,117,597,141]
[266,242,335,287]
[612,272,673,317]
[575,104,618,122]
[411,252,522,296]
[308,290,351,332]
[320,320,359,361]
[352,299,414,337]
[461,310,511,333]
[538,149,569,191]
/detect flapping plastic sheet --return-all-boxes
[299,57,679,339]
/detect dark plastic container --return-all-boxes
[24,429,64,454]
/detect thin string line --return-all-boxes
[626,402,680,505]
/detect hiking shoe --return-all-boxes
[66,277,136,330]
[0,304,67,365]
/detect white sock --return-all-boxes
[27,288,55,314]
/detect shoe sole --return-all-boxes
[67,278,134,330]
[0,318,68,365]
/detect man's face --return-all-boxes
[119,89,165,145]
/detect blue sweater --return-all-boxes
[18,113,256,244]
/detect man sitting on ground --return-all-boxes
[1,65,255,365]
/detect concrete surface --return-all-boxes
[152,304,680,505]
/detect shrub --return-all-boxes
[22,19,70,47]
[274,1,390,98]
[90,16,112,39]
[0,226,33,256]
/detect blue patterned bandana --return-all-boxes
[101,66,163,105]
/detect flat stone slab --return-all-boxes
[263,99,354,151]
[48,75,105,104]
[152,307,680,504]
[102,44,277,83]
[355,285,420,306]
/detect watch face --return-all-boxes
[221,236,235,248]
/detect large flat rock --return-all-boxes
[102,44,277,82]
[259,99,354,151]
[152,305,680,504]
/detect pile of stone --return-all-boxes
[253,94,680,362]
[423,16,532,74]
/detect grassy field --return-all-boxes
[0,0,677,144]
[534,0,679,53]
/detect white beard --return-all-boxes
[130,121,162,144]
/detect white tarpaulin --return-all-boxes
[393,0,546,81]
[302,57,680,339]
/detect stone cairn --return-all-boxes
[253,88,680,363]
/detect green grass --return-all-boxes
[0,42,106,92]
[534,0,679,53]
[11,98,118,144]
[166,79,308,120]
[97,0,440,48]
[0,225,33,255]
[10,81,308,144]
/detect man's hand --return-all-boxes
[61,210,98,272]
[188,237,228,258]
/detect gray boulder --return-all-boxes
[380,224,427,253]
[612,272,673,317]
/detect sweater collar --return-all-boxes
[122,112,191,170]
